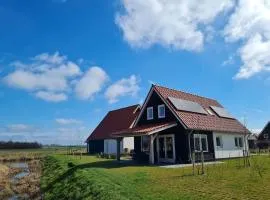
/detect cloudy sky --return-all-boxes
[0,0,269,145]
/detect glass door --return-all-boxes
[158,137,165,159]
[157,134,175,163]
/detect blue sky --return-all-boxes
[0,0,269,145]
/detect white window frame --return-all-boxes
[234,137,244,148]
[216,136,223,148]
[147,107,153,120]
[158,104,165,118]
[141,135,150,153]
[194,134,209,152]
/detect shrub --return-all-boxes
[67,162,75,168]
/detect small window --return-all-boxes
[147,107,153,120]
[239,137,243,148]
[141,136,150,152]
[201,136,208,151]
[194,137,200,151]
[234,137,238,147]
[216,136,222,148]
[235,137,243,148]
[158,104,165,118]
[194,134,208,152]
[264,134,269,139]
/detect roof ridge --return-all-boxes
[109,104,140,112]
[153,84,218,103]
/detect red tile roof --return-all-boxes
[112,122,177,137]
[86,105,140,141]
[154,85,250,134]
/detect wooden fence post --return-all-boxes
[201,150,205,175]
[192,152,195,176]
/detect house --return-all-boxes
[85,105,140,154]
[248,133,258,149]
[257,121,270,149]
[112,85,250,164]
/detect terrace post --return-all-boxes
[116,138,122,161]
[149,134,157,164]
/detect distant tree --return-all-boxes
[0,141,42,149]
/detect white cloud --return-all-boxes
[105,75,140,104]
[224,0,270,79]
[4,70,69,91]
[55,118,82,125]
[116,0,234,51]
[3,52,81,102]
[222,54,235,66]
[0,124,88,145]
[75,67,108,100]
[35,91,68,102]
[235,34,270,79]
[5,124,36,133]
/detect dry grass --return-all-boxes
[0,160,42,200]
[0,164,13,199]
[12,160,42,199]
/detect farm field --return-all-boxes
[41,154,270,200]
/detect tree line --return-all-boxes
[0,141,42,149]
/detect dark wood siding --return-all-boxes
[133,136,149,162]
[158,125,189,163]
[258,122,270,148]
[88,140,104,154]
[137,90,177,126]
[133,125,190,164]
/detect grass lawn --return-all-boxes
[41,154,270,200]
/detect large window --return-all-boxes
[235,137,243,148]
[194,134,208,152]
[147,107,153,120]
[158,104,165,118]
[141,136,150,152]
[216,136,223,148]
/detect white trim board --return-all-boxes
[113,123,178,138]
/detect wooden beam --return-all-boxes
[149,134,155,164]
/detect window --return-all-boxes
[147,107,153,120]
[239,137,243,148]
[235,137,243,148]
[235,137,238,147]
[141,136,150,152]
[158,104,165,118]
[216,136,223,148]
[193,134,208,152]
[264,134,269,139]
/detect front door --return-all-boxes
[157,134,175,163]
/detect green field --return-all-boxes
[41,154,270,200]
[1,148,270,200]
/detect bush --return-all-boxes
[67,162,75,168]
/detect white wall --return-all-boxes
[104,138,134,154]
[213,132,249,159]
